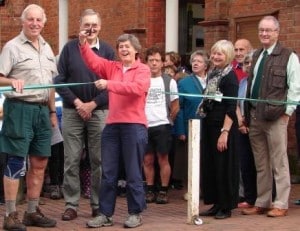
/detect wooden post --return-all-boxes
[187,119,201,224]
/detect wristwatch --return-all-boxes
[221,128,229,133]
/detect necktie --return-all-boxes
[251,50,268,99]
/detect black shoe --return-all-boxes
[92,208,100,217]
[199,205,219,216]
[215,209,231,219]
[170,179,183,190]
[117,186,126,197]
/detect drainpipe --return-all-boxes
[59,0,68,54]
[165,0,178,52]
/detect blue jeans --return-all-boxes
[99,123,148,216]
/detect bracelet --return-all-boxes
[49,111,56,114]
[221,128,229,133]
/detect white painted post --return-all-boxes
[59,0,68,53]
[165,0,179,52]
[187,119,201,224]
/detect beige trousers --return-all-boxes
[249,112,291,209]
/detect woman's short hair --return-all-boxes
[165,51,181,67]
[189,49,210,67]
[244,50,255,64]
[211,40,235,66]
[116,34,142,53]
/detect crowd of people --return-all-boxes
[0,3,300,231]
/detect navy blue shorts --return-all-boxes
[146,124,172,155]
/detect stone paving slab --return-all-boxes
[1,184,300,230]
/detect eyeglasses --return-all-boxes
[258,28,278,34]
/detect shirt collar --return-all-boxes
[19,31,46,47]
[90,38,100,50]
[232,60,242,69]
[265,42,277,55]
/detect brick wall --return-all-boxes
[203,0,300,54]
[0,0,166,56]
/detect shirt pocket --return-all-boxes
[41,55,58,79]
[271,69,286,89]
[14,53,35,71]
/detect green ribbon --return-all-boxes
[0,82,298,106]
[0,82,94,93]
[164,91,299,106]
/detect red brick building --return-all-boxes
[0,0,299,56]
[0,0,299,153]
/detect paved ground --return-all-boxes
[1,184,300,231]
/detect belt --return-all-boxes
[6,98,48,106]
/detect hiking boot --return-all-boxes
[124,214,142,228]
[156,191,169,204]
[86,214,113,228]
[3,211,26,231]
[145,191,155,203]
[22,207,56,227]
[50,185,62,200]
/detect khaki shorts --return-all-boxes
[0,99,51,157]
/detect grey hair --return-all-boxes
[259,15,280,31]
[21,4,47,24]
[244,49,256,63]
[116,33,142,52]
[190,49,209,66]
[80,9,101,24]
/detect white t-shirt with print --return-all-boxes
[145,76,178,127]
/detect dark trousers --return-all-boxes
[295,106,300,159]
[0,153,7,202]
[48,142,64,185]
[237,132,257,205]
[99,124,147,216]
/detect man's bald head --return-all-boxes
[234,39,253,63]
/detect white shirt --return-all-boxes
[0,94,5,130]
[145,76,178,127]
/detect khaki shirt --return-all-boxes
[0,31,57,103]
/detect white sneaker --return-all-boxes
[124,214,142,228]
[86,214,113,228]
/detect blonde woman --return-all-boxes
[199,40,239,219]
